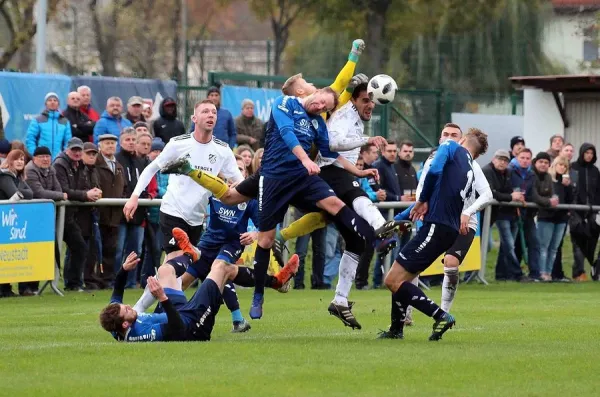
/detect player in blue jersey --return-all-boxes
[99,230,265,342]
[249,87,380,319]
[377,128,488,341]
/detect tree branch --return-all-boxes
[0,5,15,38]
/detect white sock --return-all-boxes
[133,276,183,313]
[352,196,386,230]
[133,285,155,313]
[333,251,360,306]
[441,267,459,312]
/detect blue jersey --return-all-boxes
[109,295,167,342]
[418,140,474,231]
[199,196,259,250]
[261,95,339,179]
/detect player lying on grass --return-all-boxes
[133,160,298,333]
[100,229,299,342]
[377,129,488,342]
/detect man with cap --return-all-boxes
[190,87,237,148]
[95,134,126,287]
[22,146,65,294]
[153,97,185,144]
[54,137,103,291]
[235,98,263,150]
[63,91,96,143]
[93,97,133,144]
[26,92,72,160]
[482,149,525,281]
[123,96,146,125]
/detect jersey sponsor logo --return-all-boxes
[208,154,217,164]
[237,202,247,211]
[293,110,304,115]
[218,207,237,217]
[169,237,176,246]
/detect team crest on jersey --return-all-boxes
[208,154,217,164]
[311,119,319,130]
[237,202,247,211]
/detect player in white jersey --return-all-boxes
[123,99,243,313]
[410,123,493,316]
[315,81,406,328]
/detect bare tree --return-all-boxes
[0,0,61,69]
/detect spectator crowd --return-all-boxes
[1,85,598,298]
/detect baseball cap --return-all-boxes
[83,142,98,153]
[66,137,84,150]
[127,96,144,106]
[494,149,510,160]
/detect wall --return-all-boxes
[543,12,597,73]
[565,92,600,156]
[523,88,564,154]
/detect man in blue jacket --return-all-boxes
[93,97,133,144]
[26,92,71,160]
[190,87,236,148]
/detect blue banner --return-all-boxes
[221,86,281,122]
[0,72,71,142]
[0,201,55,283]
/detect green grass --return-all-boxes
[2,283,600,397]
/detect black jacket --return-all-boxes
[63,106,95,142]
[394,159,417,193]
[531,169,554,219]
[0,170,33,200]
[374,157,402,202]
[570,143,600,206]
[53,152,92,222]
[153,97,185,143]
[116,150,149,225]
[538,174,574,224]
[481,162,514,223]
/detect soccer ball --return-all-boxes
[367,74,398,105]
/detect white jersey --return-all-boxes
[133,134,243,226]
[317,102,369,168]
[416,152,492,231]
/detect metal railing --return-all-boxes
[6,198,597,293]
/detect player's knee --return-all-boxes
[158,263,176,278]
[319,197,345,215]
[257,233,275,249]
[443,255,460,268]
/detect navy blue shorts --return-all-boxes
[395,222,458,274]
[258,174,335,231]
[187,243,243,280]
[164,280,222,341]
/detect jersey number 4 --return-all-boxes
[460,170,474,200]
[169,237,176,246]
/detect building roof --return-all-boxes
[510,74,600,92]
[552,0,600,10]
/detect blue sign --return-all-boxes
[221,86,281,122]
[0,72,72,142]
[0,201,56,283]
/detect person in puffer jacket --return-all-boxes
[26,92,71,160]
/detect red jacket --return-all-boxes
[80,104,100,123]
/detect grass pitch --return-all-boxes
[1,282,599,397]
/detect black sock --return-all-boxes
[232,266,255,287]
[265,275,277,288]
[165,254,193,277]
[390,293,406,333]
[222,282,240,312]
[253,245,270,294]
[332,205,375,245]
[394,281,445,320]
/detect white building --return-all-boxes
[543,0,600,73]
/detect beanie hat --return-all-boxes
[0,139,10,155]
[534,151,551,164]
[241,99,255,109]
[133,121,148,130]
[33,146,52,157]
[151,138,165,152]
[44,92,59,102]
[510,136,525,149]
[207,86,220,96]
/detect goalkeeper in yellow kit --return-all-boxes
[160,39,370,251]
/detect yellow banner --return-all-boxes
[420,236,481,276]
[0,241,55,283]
